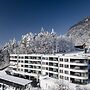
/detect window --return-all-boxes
[42,57,45,60]
[21,60,23,63]
[38,71,41,74]
[60,58,63,62]
[64,70,69,74]
[60,64,63,67]
[10,60,17,62]
[49,57,53,61]
[42,67,45,69]
[25,69,28,72]
[89,61,90,64]
[18,69,20,71]
[37,66,41,69]
[37,61,41,64]
[21,56,24,59]
[46,67,48,70]
[53,74,58,79]
[46,72,48,75]
[64,59,68,62]
[46,57,48,60]
[25,56,28,59]
[15,56,17,58]
[21,65,23,67]
[29,65,33,68]
[25,60,28,63]
[60,75,64,79]
[60,70,63,73]
[29,61,32,63]
[30,56,35,59]
[65,77,69,80]
[53,63,58,67]
[49,68,53,71]
[38,57,41,59]
[42,62,45,64]
[46,62,48,65]
[34,66,37,68]
[49,62,53,66]
[49,73,53,77]
[21,69,23,71]
[53,69,58,72]
[19,56,24,59]
[53,58,58,61]
[25,65,28,68]
[32,57,37,59]
[13,68,16,70]
[65,65,69,68]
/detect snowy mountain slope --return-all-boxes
[66,16,90,46]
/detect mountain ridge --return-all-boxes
[66,16,90,47]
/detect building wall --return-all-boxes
[9,53,89,85]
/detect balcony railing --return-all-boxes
[70,73,88,77]
[70,79,88,85]
[70,60,87,64]
[70,66,88,70]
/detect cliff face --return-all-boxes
[66,16,90,47]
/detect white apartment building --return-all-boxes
[9,52,90,85]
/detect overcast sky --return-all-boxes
[0,0,90,44]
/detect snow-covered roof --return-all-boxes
[10,51,86,58]
[0,70,31,86]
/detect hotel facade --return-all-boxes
[9,52,90,85]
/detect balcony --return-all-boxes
[70,71,88,78]
[74,66,80,70]
[70,78,88,85]
[70,65,88,70]
[70,59,88,64]
[72,72,80,76]
[49,57,58,61]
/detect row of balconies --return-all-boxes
[70,59,88,64]
[10,59,88,68]
[70,71,88,77]
[70,65,88,70]
[10,55,88,63]
[70,78,88,84]
[10,62,88,73]
[22,66,88,77]
[10,63,88,73]
[10,64,89,85]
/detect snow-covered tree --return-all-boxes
[57,35,75,53]
[2,29,75,54]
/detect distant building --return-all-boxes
[75,43,86,50]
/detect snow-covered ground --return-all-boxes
[39,75,90,90]
[0,69,89,90]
